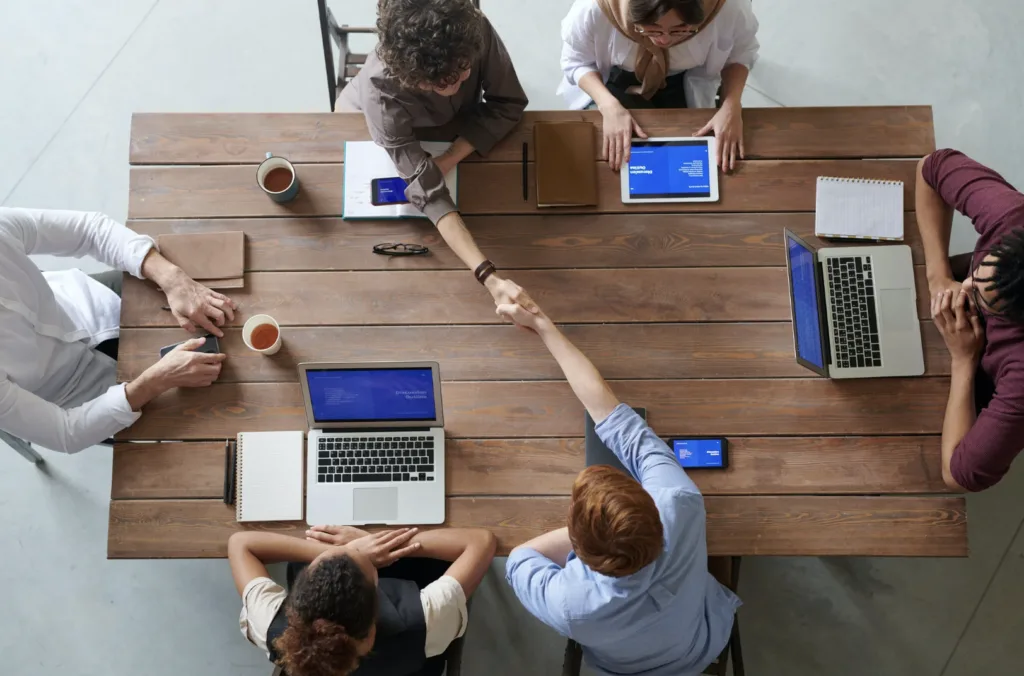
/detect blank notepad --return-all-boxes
[236,431,304,522]
[815,176,904,241]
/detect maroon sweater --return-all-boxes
[923,149,1024,491]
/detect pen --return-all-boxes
[222,439,231,504]
[522,142,528,201]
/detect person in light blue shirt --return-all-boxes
[496,297,741,675]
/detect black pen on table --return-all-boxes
[521,142,528,201]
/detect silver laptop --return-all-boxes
[300,361,445,526]
[784,229,924,379]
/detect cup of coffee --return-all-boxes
[242,314,282,355]
[257,152,299,203]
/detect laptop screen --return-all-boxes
[305,367,437,423]
[626,140,712,198]
[786,233,826,370]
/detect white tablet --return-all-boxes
[620,137,719,204]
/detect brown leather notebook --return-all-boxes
[157,231,245,289]
[534,122,598,207]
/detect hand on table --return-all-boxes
[485,276,539,314]
[152,337,227,388]
[932,288,985,365]
[599,101,647,171]
[695,100,744,172]
[163,270,237,337]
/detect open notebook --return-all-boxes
[815,176,904,241]
[342,141,457,219]
[235,431,304,522]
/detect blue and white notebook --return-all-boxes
[814,176,904,241]
[342,141,458,219]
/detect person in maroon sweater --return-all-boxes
[917,149,1024,491]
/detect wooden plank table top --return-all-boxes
[112,106,967,559]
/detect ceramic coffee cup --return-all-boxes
[242,314,282,355]
[257,152,299,203]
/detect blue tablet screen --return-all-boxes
[627,140,712,198]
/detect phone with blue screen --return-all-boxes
[371,177,409,206]
[670,437,728,469]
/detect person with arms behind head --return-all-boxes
[498,298,740,674]
[230,525,496,676]
[559,0,758,171]
[338,0,534,313]
[916,149,1024,492]
[0,207,234,455]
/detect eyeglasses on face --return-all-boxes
[633,24,699,38]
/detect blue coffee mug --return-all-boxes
[257,152,300,203]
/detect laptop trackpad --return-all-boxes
[879,290,917,331]
[353,487,399,523]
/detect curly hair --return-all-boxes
[375,0,485,89]
[629,0,706,26]
[273,555,377,676]
[568,465,664,577]
[974,227,1024,322]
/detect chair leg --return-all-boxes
[316,0,337,111]
[562,639,583,676]
[730,618,744,676]
[2,433,44,464]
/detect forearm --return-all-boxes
[940,361,976,490]
[719,63,749,106]
[916,156,955,288]
[140,249,188,292]
[535,319,619,423]
[579,71,621,111]
[228,532,332,595]
[436,211,489,271]
[512,527,573,568]
[414,528,497,597]
[433,138,476,177]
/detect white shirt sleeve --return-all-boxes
[724,0,760,70]
[560,1,600,86]
[420,575,469,658]
[0,208,154,278]
[239,577,288,658]
[0,376,141,454]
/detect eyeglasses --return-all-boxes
[633,24,699,38]
[969,248,1004,317]
[372,243,429,257]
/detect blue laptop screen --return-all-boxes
[627,140,711,198]
[787,235,826,370]
[306,368,436,423]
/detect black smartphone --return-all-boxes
[370,176,409,206]
[159,335,221,358]
[668,437,729,469]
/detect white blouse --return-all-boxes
[558,0,760,109]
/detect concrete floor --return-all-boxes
[1,0,1023,674]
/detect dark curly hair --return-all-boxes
[273,555,377,676]
[375,0,484,89]
[974,228,1024,322]
[629,0,706,25]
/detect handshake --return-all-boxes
[488,279,552,335]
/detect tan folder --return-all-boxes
[157,231,245,289]
[533,122,598,207]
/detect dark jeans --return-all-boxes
[604,67,688,109]
[948,252,996,413]
[90,270,122,361]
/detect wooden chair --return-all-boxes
[560,556,744,676]
[316,0,480,112]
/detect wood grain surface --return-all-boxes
[126,212,927,270]
[128,159,917,219]
[129,107,935,165]
[111,435,949,499]
[116,322,951,383]
[114,378,949,441]
[107,495,966,558]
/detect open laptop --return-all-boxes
[299,361,445,526]
[783,229,924,379]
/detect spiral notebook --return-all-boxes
[815,176,904,241]
[235,431,305,522]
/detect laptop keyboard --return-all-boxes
[826,256,882,369]
[316,434,436,484]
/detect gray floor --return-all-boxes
[2,1,1023,674]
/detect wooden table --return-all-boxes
[110,107,967,559]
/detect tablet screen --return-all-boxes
[627,140,712,198]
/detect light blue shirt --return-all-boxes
[506,404,741,675]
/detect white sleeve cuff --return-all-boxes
[105,383,143,427]
[569,65,598,87]
[123,236,157,279]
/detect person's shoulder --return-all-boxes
[565,0,607,29]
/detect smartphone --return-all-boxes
[159,335,221,358]
[370,177,409,206]
[669,437,728,469]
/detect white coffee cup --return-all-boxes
[242,314,282,355]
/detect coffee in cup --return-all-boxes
[242,314,282,355]
[257,153,299,203]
